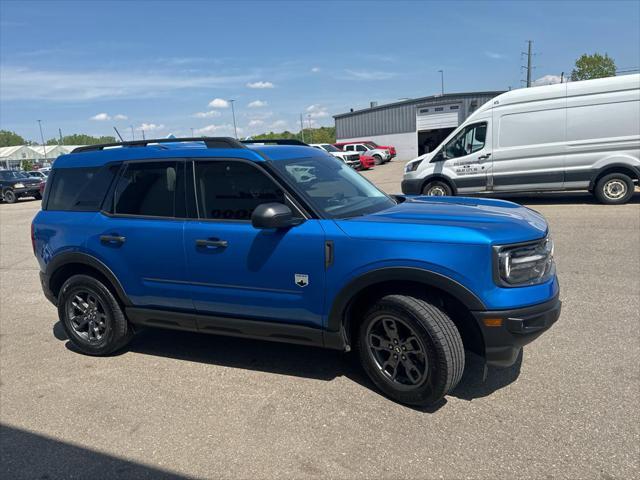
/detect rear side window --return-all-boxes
[46,166,117,211]
[113,161,184,218]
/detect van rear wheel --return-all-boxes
[357,295,465,406]
[422,181,452,196]
[594,173,634,205]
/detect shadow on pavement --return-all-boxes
[0,424,189,480]
[54,322,522,410]
[487,191,639,205]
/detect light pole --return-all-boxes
[438,70,444,95]
[229,99,238,139]
[307,115,313,143]
[130,125,135,141]
[37,120,47,162]
[190,128,195,137]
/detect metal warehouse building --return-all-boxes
[334,91,504,160]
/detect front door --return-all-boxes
[183,159,326,329]
[440,121,491,193]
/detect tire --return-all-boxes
[422,180,452,196]
[594,173,635,205]
[357,295,465,406]
[3,189,17,204]
[57,274,133,356]
[34,192,42,200]
[372,155,383,166]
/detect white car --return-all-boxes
[28,170,48,180]
[341,143,390,165]
[310,143,361,168]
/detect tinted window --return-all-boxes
[444,123,487,159]
[46,166,116,211]
[113,162,182,217]
[195,161,285,220]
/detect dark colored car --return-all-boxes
[0,170,42,203]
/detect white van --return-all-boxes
[402,74,640,204]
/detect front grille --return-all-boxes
[347,154,360,161]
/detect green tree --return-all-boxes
[21,159,34,171]
[0,130,26,147]
[251,126,336,144]
[46,134,117,145]
[571,53,616,81]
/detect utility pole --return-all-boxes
[522,40,534,87]
[58,128,63,145]
[141,129,146,140]
[307,115,313,143]
[300,114,305,142]
[130,125,135,141]
[190,128,195,137]
[37,120,47,161]
[438,69,444,95]
[229,99,238,139]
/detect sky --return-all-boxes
[1,0,639,142]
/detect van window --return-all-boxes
[498,109,564,147]
[444,123,487,159]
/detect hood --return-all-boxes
[336,196,548,245]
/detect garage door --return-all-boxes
[416,104,460,131]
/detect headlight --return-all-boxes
[14,183,25,188]
[405,159,423,173]
[494,236,555,287]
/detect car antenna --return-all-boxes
[113,126,124,142]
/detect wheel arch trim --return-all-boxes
[326,267,486,333]
[45,252,132,306]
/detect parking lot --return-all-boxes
[1,163,639,479]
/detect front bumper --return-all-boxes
[472,295,561,367]
[13,187,40,197]
[401,178,423,195]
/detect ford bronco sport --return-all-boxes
[33,137,560,406]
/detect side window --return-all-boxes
[113,161,183,217]
[195,161,286,221]
[444,123,487,159]
[356,145,367,152]
[46,166,117,211]
[344,145,353,151]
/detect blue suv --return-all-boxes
[33,137,560,406]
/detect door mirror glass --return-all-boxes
[251,202,301,229]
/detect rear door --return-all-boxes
[86,160,192,311]
[183,159,326,329]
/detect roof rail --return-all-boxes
[71,137,245,153]
[241,139,308,146]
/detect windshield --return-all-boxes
[322,144,340,152]
[365,142,379,149]
[271,155,396,219]
[0,171,24,180]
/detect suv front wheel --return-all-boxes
[357,295,464,406]
[58,274,133,355]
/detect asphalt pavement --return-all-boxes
[1,163,639,479]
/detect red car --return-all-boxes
[359,155,375,170]
[38,180,46,197]
[334,140,396,159]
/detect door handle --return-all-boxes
[100,234,126,245]
[478,153,492,160]
[195,239,228,248]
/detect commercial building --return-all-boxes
[0,145,84,169]
[334,91,504,160]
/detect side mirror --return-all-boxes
[251,203,302,229]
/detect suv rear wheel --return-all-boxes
[3,189,17,204]
[58,274,133,355]
[357,295,464,406]
[594,173,635,205]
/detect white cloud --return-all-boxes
[208,98,229,108]
[311,67,321,73]
[247,81,275,89]
[90,112,111,121]
[193,110,221,118]
[248,119,265,127]
[139,123,165,131]
[248,100,267,108]
[533,74,563,86]
[306,104,329,118]
[270,120,288,130]
[113,114,128,120]
[484,51,506,60]
[342,70,396,81]
[195,124,243,136]
[0,66,253,101]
